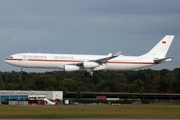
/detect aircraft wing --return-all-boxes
[74,51,121,66]
[154,57,174,63]
[56,51,122,69]
[93,51,121,63]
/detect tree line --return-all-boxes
[0,68,180,93]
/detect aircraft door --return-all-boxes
[138,57,142,64]
[18,55,23,61]
[50,56,54,61]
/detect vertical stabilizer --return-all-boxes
[142,35,174,58]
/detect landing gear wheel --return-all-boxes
[19,67,24,74]
[85,72,89,77]
[85,71,94,79]
[89,71,93,79]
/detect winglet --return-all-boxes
[107,53,112,57]
[114,51,121,57]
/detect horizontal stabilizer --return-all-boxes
[154,57,174,63]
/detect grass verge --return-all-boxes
[0,104,180,119]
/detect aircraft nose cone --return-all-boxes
[4,58,11,64]
[4,58,8,62]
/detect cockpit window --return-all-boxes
[10,56,13,58]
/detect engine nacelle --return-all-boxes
[83,62,99,68]
[64,65,80,71]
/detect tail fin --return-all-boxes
[142,35,174,58]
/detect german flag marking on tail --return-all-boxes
[162,41,166,44]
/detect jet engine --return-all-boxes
[83,62,99,68]
[64,65,80,71]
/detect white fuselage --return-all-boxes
[4,53,156,71]
[4,35,174,76]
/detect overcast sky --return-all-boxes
[0,0,180,72]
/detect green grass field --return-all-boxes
[0,104,180,118]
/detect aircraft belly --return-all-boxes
[28,61,63,68]
[106,63,153,70]
[7,61,61,69]
[106,64,136,70]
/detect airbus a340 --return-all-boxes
[5,35,174,78]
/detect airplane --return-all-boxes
[5,35,174,78]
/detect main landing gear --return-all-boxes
[85,71,94,79]
[19,67,26,74]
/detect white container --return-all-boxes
[64,100,69,105]
[19,101,29,106]
[9,101,18,105]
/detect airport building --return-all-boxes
[64,92,180,101]
[0,90,63,102]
